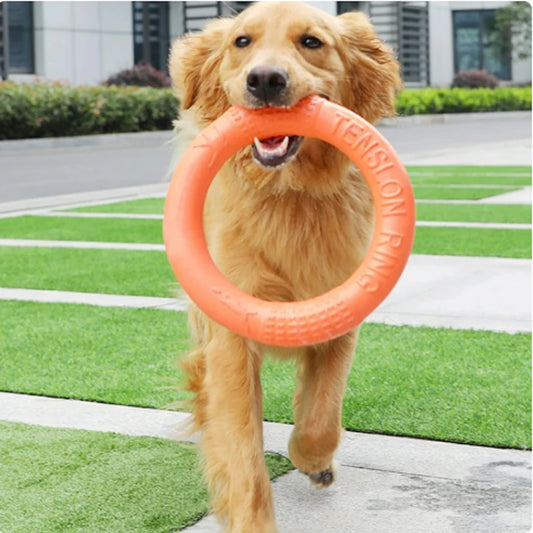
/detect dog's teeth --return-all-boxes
[254,137,265,155]
[254,136,289,159]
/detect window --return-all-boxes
[453,10,511,80]
[337,2,361,15]
[7,1,34,74]
[133,2,169,71]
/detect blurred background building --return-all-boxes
[0,1,531,87]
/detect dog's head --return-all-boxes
[169,2,401,187]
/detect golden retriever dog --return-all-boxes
[168,2,400,531]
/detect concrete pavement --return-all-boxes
[0,112,531,532]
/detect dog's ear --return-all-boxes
[169,18,233,113]
[337,12,402,123]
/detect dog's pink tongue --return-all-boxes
[261,136,285,147]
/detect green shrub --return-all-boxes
[103,63,172,88]
[0,82,531,140]
[0,81,178,140]
[451,69,500,89]
[396,87,531,115]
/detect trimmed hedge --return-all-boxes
[0,82,530,140]
[396,87,531,115]
[0,82,178,140]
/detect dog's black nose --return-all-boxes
[246,66,289,105]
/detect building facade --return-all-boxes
[1,1,530,87]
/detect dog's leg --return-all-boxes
[201,328,277,533]
[289,329,359,487]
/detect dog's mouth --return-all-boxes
[252,135,303,168]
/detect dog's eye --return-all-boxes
[234,35,252,48]
[300,35,323,49]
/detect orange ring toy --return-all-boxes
[163,95,415,347]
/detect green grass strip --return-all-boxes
[0,216,163,244]
[0,422,292,533]
[0,247,176,296]
[413,186,520,200]
[68,198,165,215]
[413,227,531,258]
[263,325,531,450]
[410,175,530,186]
[0,302,188,407]
[407,165,531,176]
[415,203,532,224]
[1,301,529,448]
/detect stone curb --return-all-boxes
[0,130,174,153]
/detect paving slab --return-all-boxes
[368,254,531,333]
[0,288,187,311]
[191,424,532,532]
[479,186,532,205]
[0,238,165,251]
[0,183,168,216]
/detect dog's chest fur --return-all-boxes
[204,163,374,303]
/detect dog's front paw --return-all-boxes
[305,464,336,488]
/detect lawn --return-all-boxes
[0,216,164,244]
[406,165,531,177]
[1,300,530,449]
[410,176,529,186]
[0,247,177,296]
[413,226,531,258]
[416,203,531,224]
[0,422,292,533]
[68,197,166,215]
[409,164,529,200]
[413,186,520,200]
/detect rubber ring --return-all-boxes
[163,95,415,347]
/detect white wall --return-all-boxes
[428,2,455,87]
[33,1,133,85]
[306,1,336,16]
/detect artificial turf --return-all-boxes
[0,301,188,408]
[263,325,531,450]
[415,203,532,224]
[406,165,531,176]
[0,216,164,244]
[0,247,177,296]
[412,226,531,258]
[1,301,529,449]
[413,185,521,200]
[71,200,533,224]
[0,422,292,533]
[68,198,166,215]
[410,175,530,186]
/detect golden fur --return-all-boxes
[168,3,401,531]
